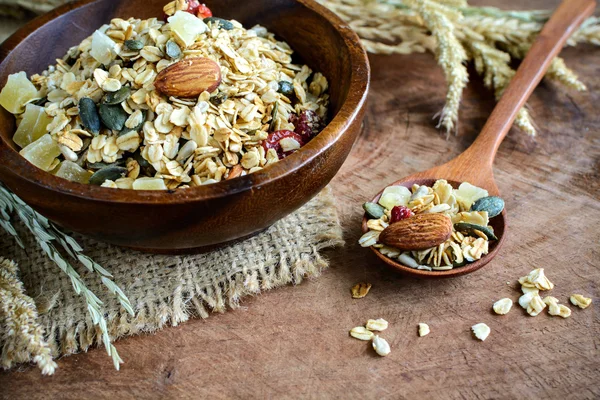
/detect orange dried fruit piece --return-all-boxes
[13,104,52,148]
[0,72,39,114]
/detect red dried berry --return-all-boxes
[290,110,322,140]
[196,3,213,18]
[262,130,305,159]
[390,206,414,224]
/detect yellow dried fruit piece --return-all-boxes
[13,104,52,148]
[378,185,411,210]
[54,161,93,184]
[454,182,488,211]
[351,282,372,299]
[0,72,39,114]
[168,11,208,48]
[570,294,592,309]
[19,134,61,171]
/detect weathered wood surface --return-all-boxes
[1,0,599,398]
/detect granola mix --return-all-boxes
[0,1,329,190]
[359,180,504,271]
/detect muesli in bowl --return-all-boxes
[0,0,329,190]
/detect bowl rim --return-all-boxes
[0,0,370,204]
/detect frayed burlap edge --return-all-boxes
[1,187,344,370]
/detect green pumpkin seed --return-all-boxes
[89,166,127,186]
[165,40,182,59]
[124,39,144,51]
[87,160,127,170]
[268,102,279,132]
[278,81,294,96]
[99,104,128,131]
[454,222,498,241]
[79,97,101,135]
[363,202,385,219]
[134,150,152,169]
[203,17,234,30]
[471,196,505,218]
[102,86,131,105]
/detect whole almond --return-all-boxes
[154,57,221,98]
[379,213,452,250]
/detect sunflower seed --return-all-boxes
[78,98,101,135]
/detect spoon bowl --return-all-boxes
[362,0,595,278]
[362,178,507,278]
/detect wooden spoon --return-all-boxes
[362,0,597,278]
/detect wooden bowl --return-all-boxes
[0,0,369,253]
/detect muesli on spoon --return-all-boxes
[359,180,505,271]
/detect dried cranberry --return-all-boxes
[390,206,414,223]
[196,3,213,18]
[262,130,305,159]
[290,110,322,141]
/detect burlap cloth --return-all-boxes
[0,188,343,368]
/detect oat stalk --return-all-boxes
[0,183,133,370]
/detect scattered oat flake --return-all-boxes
[372,335,391,356]
[570,294,592,309]
[351,282,372,299]
[471,323,490,341]
[418,323,430,337]
[493,298,513,315]
[365,318,388,332]
[518,268,554,291]
[350,326,374,341]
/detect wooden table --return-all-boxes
[1,0,599,398]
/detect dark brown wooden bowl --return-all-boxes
[0,0,369,253]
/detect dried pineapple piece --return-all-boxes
[19,134,61,171]
[13,104,52,148]
[54,161,93,184]
[0,72,39,114]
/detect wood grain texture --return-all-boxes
[1,0,599,398]
[362,0,596,278]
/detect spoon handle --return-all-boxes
[462,0,596,167]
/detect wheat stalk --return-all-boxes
[318,0,600,136]
[0,183,133,370]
